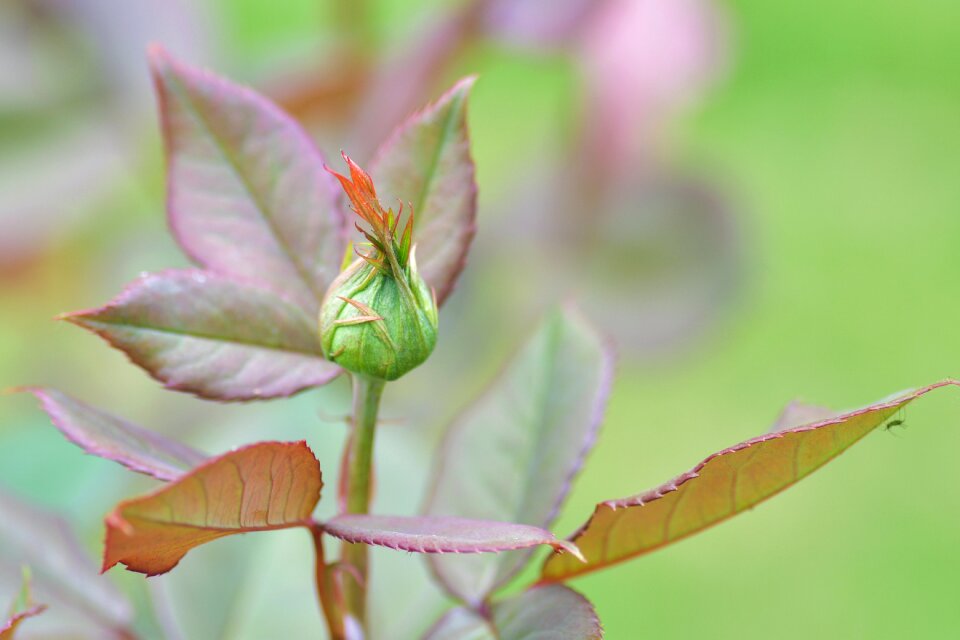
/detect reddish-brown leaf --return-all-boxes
[542,380,959,582]
[103,441,322,576]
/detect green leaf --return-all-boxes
[150,45,345,312]
[425,306,613,604]
[370,76,477,305]
[542,380,959,582]
[424,585,603,640]
[63,269,340,401]
[103,441,322,576]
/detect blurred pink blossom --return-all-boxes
[578,0,728,182]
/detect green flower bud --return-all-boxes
[319,154,439,381]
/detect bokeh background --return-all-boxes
[3,0,960,638]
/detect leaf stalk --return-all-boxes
[311,523,346,640]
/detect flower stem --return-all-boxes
[341,375,385,631]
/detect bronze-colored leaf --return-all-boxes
[103,441,322,576]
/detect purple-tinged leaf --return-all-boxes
[481,0,595,50]
[20,387,205,481]
[63,269,340,401]
[370,77,477,305]
[425,306,612,604]
[542,380,960,582]
[324,514,584,559]
[424,585,602,640]
[103,441,322,576]
[0,489,133,632]
[150,45,345,311]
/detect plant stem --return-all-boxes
[311,523,346,640]
[341,375,386,631]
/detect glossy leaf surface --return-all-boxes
[103,441,321,576]
[325,514,583,558]
[64,269,340,401]
[542,380,959,582]
[424,585,602,640]
[151,45,344,311]
[371,77,477,304]
[426,307,612,603]
[0,490,132,631]
[22,387,205,481]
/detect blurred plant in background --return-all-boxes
[3,0,960,638]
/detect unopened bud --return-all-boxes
[319,155,439,381]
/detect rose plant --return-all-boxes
[6,46,959,639]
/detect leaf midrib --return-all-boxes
[129,512,310,534]
[412,91,463,234]
[81,317,323,358]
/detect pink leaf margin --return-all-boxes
[370,76,479,306]
[148,44,347,311]
[422,304,615,600]
[324,514,585,559]
[541,378,960,582]
[16,387,205,482]
[59,268,341,402]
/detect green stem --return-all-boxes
[341,375,386,631]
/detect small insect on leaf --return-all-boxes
[883,418,907,436]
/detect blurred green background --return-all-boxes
[2,0,960,638]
